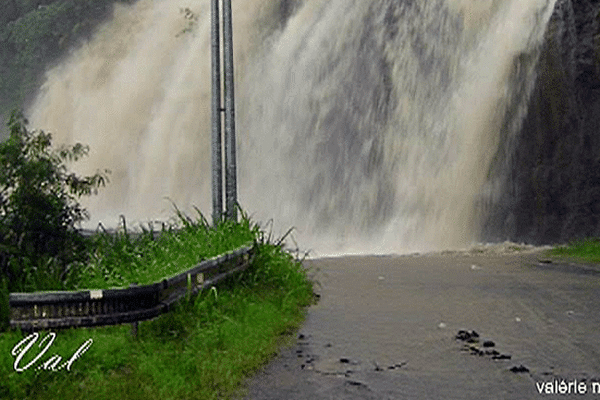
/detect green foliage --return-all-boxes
[175,7,199,38]
[551,237,600,264]
[0,110,109,292]
[0,277,8,331]
[78,209,258,290]
[7,1,72,65]
[0,0,136,130]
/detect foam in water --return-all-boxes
[27,0,557,257]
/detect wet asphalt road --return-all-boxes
[240,248,600,400]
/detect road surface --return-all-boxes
[241,244,600,399]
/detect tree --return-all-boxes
[0,109,109,292]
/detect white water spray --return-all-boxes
[27,0,557,256]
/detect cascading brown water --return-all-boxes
[27,0,557,256]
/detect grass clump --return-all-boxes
[550,237,600,263]
[78,208,258,290]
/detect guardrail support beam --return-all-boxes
[130,283,138,337]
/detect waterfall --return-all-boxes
[27,0,557,256]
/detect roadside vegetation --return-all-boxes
[0,113,316,399]
[0,235,314,400]
[78,210,257,290]
[550,237,600,264]
[0,110,109,297]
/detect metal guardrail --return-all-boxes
[9,244,254,331]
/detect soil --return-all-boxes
[239,244,600,399]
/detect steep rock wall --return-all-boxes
[485,0,600,244]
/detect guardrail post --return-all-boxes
[130,282,138,338]
[186,273,192,303]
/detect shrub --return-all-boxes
[0,109,109,292]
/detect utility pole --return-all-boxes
[210,0,222,225]
[223,0,237,222]
[211,0,237,224]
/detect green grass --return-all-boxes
[550,237,600,263]
[0,212,316,400]
[77,209,258,290]
[9,208,260,293]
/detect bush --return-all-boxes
[0,276,8,330]
[0,109,109,292]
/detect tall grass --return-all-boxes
[78,208,258,290]
[0,211,316,400]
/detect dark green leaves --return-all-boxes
[0,109,109,292]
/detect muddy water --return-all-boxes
[242,246,600,399]
[27,0,557,255]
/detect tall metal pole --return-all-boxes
[211,0,223,225]
[222,0,237,222]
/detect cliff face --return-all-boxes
[484,0,600,244]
